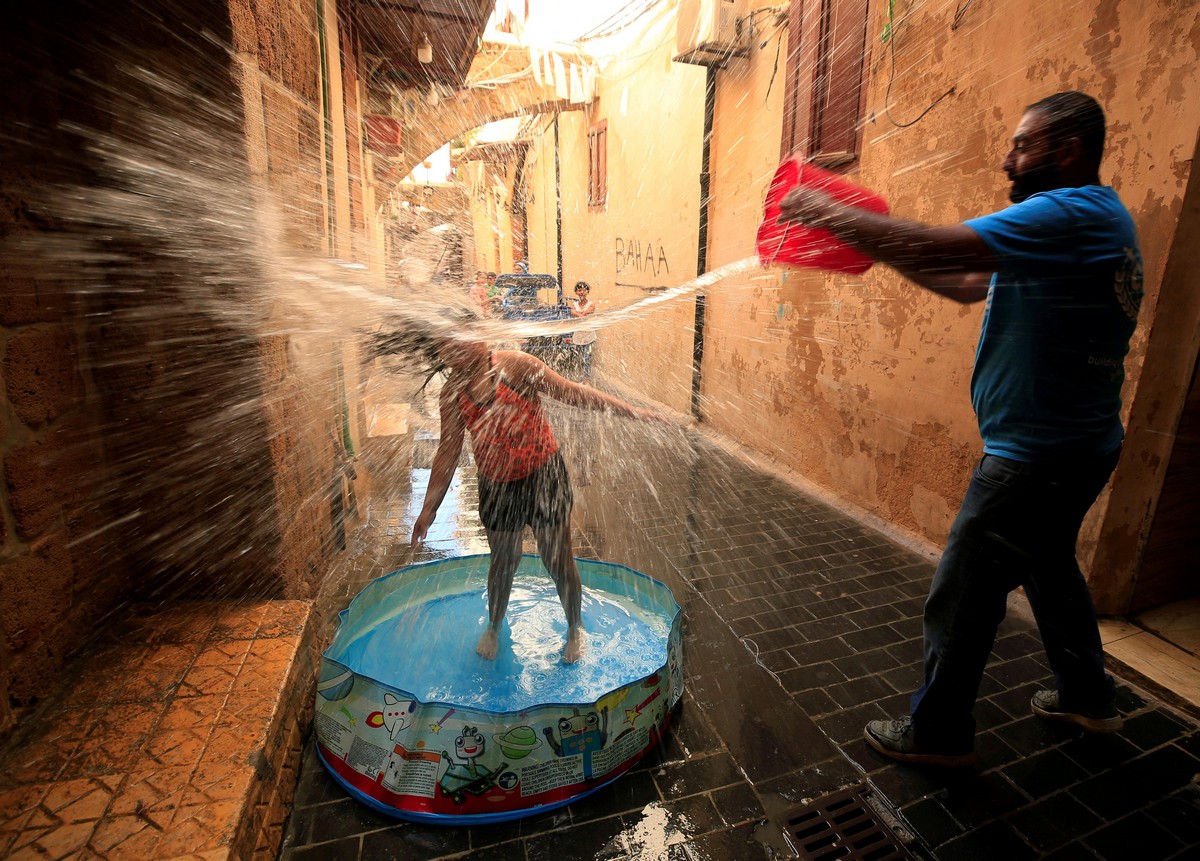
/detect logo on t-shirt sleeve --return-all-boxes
[1114,246,1144,324]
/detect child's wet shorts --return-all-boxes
[478,452,573,532]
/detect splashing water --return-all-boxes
[4,51,762,608]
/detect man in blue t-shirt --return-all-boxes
[778,91,1143,767]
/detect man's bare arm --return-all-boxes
[778,187,995,303]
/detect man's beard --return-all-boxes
[1008,163,1061,203]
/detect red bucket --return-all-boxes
[756,159,889,275]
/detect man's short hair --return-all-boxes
[1027,91,1106,162]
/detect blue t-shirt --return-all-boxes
[963,186,1143,461]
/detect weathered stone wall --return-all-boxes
[700,0,1200,612]
[0,0,370,736]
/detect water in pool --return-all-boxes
[335,570,670,713]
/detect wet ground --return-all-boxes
[280,366,1200,861]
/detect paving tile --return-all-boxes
[1039,843,1106,861]
[651,751,743,800]
[158,696,227,734]
[88,813,164,857]
[117,603,221,645]
[42,778,114,823]
[290,749,346,810]
[232,638,300,693]
[524,814,627,860]
[840,618,902,652]
[899,796,964,849]
[1143,787,1200,846]
[157,800,242,856]
[971,730,1022,771]
[618,798,714,855]
[143,730,209,770]
[814,701,889,746]
[933,819,1038,861]
[788,686,838,717]
[792,616,855,642]
[985,654,1053,689]
[1071,745,1200,821]
[211,603,270,640]
[684,820,780,860]
[292,796,396,846]
[3,738,78,786]
[109,765,195,818]
[990,713,1071,758]
[568,769,659,824]
[186,758,256,804]
[453,841,524,861]
[823,673,898,709]
[971,696,1012,733]
[749,757,860,812]
[639,697,722,762]
[1002,748,1090,799]
[31,820,99,858]
[1119,708,1189,751]
[469,805,567,846]
[787,637,854,667]
[991,632,1044,661]
[1082,810,1183,861]
[1059,731,1146,775]
[67,726,151,777]
[257,602,313,639]
[710,781,764,826]
[1008,792,1103,853]
[865,763,966,808]
[0,784,50,836]
[178,662,240,699]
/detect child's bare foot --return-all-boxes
[562,627,586,664]
[476,628,499,660]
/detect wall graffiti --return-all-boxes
[614,237,670,282]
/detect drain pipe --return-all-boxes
[691,65,716,420]
[554,114,563,289]
[316,0,335,255]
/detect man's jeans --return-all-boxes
[909,449,1121,752]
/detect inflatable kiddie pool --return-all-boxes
[314,554,683,824]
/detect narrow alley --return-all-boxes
[278,363,1200,860]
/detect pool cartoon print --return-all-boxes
[314,624,681,822]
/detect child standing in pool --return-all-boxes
[410,333,668,664]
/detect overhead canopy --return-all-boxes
[346,0,494,88]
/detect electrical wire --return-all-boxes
[575,0,658,42]
[882,0,956,128]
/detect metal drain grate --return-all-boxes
[777,784,920,860]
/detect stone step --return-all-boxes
[0,600,316,860]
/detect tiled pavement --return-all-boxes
[0,600,316,860]
[282,378,1200,861]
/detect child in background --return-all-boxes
[568,281,597,382]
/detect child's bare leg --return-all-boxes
[479,528,522,659]
[533,519,584,663]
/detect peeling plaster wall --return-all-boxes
[703,0,1200,587]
